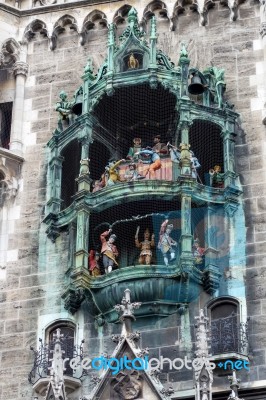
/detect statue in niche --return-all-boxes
[128,53,139,69]
[137,147,161,179]
[124,163,144,181]
[127,138,142,160]
[89,250,101,277]
[55,91,73,130]
[105,159,125,186]
[193,238,205,265]
[100,228,119,274]
[135,226,155,265]
[157,220,177,266]
[152,135,168,155]
[209,165,225,188]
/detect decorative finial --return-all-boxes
[227,370,244,400]
[84,58,94,74]
[180,42,188,58]
[150,16,157,40]
[114,289,141,335]
[193,309,214,400]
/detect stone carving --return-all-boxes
[13,61,28,77]
[23,19,48,42]
[111,370,142,399]
[227,370,244,400]
[50,15,78,51]
[33,0,56,7]
[0,38,20,67]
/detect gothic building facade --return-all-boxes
[0,1,266,399]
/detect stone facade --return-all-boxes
[0,1,266,400]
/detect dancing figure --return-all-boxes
[100,229,119,274]
[135,226,155,265]
[157,220,177,266]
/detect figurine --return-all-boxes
[157,220,177,266]
[100,229,119,274]
[209,67,226,108]
[152,135,168,155]
[193,238,205,265]
[106,159,125,186]
[138,147,161,179]
[127,138,142,160]
[124,163,144,181]
[167,142,181,163]
[89,250,101,277]
[55,91,73,130]
[135,226,155,265]
[128,53,139,69]
[209,165,224,188]
[190,151,201,181]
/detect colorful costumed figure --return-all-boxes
[127,138,142,160]
[192,238,205,265]
[106,159,125,186]
[135,226,155,265]
[209,165,225,188]
[157,219,177,266]
[124,163,144,181]
[100,229,119,274]
[152,135,168,155]
[89,250,101,277]
[190,151,201,181]
[167,142,181,163]
[138,147,162,179]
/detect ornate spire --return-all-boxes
[227,370,244,400]
[44,328,67,400]
[193,309,214,400]
[119,8,144,42]
[114,288,141,336]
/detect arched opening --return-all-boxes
[93,84,178,158]
[189,120,223,185]
[89,140,110,182]
[46,321,76,377]
[0,102,13,150]
[61,140,81,210]
[208,298,241,355]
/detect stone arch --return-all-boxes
[50,15,78,50]
[113,4,132,25]
[23,19,48,42]
[0,38,20,67]
[171,0,186,30]
[80,10,108,45]
[143,0,169,21]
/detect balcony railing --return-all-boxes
[28,336,85,384]
[210,313,249,356]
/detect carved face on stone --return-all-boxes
[111,370,142,399]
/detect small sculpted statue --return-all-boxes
[135,226,155,265]
[192,238,205,265]
[55,91,73,130]
[152,135,168,155]
[89,250,101,277]
[100,229,119,274]
[124,163,144,181]
[209,67,226,108]
[157,219,177,266]
[137,147,161,179]
[209,165,224,188]
[105,159,125,186]
[128,53,139,69]
[127,138,142,160]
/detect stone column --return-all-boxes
[46,155,64,215]
[75,205,90,269]
[180,194,193,262]
[76,135,92,192]
[10,61,28,155]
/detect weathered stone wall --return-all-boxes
[0,1,265,399]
